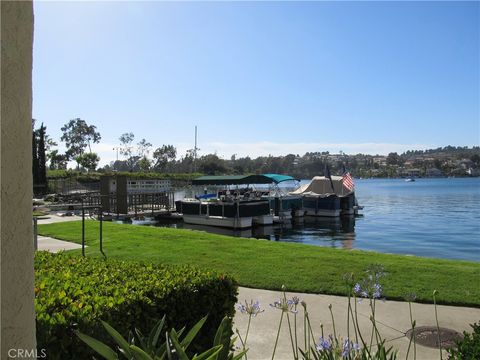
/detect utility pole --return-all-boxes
[113,147,119,161]
[193,126,198,173]
[112,147,120,171]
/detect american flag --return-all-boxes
[342,172,355,192]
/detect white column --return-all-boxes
[1,1,37,358]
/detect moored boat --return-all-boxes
[175,197,271,229]
[186,174,305,227]
[290,176,360,217]
[176,175,278,229]
[260,174,304,221]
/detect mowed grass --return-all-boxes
[38,220,480,307]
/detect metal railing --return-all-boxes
[127,192,174,216]
[33,202,106,259]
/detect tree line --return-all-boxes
[35,118,480,187]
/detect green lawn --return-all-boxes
[38,220,480,307]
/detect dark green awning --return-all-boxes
[192,174,297,185]
[262,173,298,184]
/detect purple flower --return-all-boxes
[269,300,282,308]
[270,298,297,313]
[316,337,332,352]
[237,304,247,314]
[373,283,382,299]
[341,338,360,358]
[288,296,300,306]
[354,279,382,299]
[237,300,264,317]
[353,283,361,294]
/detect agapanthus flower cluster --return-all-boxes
[353,264,385,300]
[316,335,360,359]
[288,296,300,307]
[341,338,360,358]
[316,335,333,352]
[354,280,383,300]
[269,297,298,313]
[237,300,264,317]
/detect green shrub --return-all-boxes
[46,169,74,179]
[35,252,237,359]
[448,322,480,359]
[46,170,202,182]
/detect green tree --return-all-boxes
[387,152,400,165]
[199,154,226,175]
[75,152,100,172]
[119,132,135,170]
[138,156,152,172]
[37,123,47,188]
[153,145,177,171]
[32,119,39,185]
[137,138,152,158]
[48,150,68,170]
[61,118,101,164]
[32,120,48,193]
[471,154,480,165]
[136,139,152,172]
[119,132,134,158]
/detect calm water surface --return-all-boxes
[151,178,480,261]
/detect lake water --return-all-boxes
[151,178,480,262]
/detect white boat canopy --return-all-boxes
[290,176,353,196]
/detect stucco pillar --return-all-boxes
[1,1,37,358]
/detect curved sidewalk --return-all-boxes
[36,214,85,252]
[234,287,480,360]
[36,235,83,253]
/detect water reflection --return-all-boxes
[266,216,356,249]
[152,215,357,249]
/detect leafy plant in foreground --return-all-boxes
[77,315,247,360]
[447,322,480,360]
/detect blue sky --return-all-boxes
[33,1,479,165]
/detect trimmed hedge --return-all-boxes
[46,169,202,182]
[35,252,238,359]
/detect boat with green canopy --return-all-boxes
[175,174,303,229]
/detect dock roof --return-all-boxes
[192,174,297,185]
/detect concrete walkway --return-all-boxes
[36,214,85,252]
[234,287,479,360]
[36,213,83,224]
[36,235,83,253]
